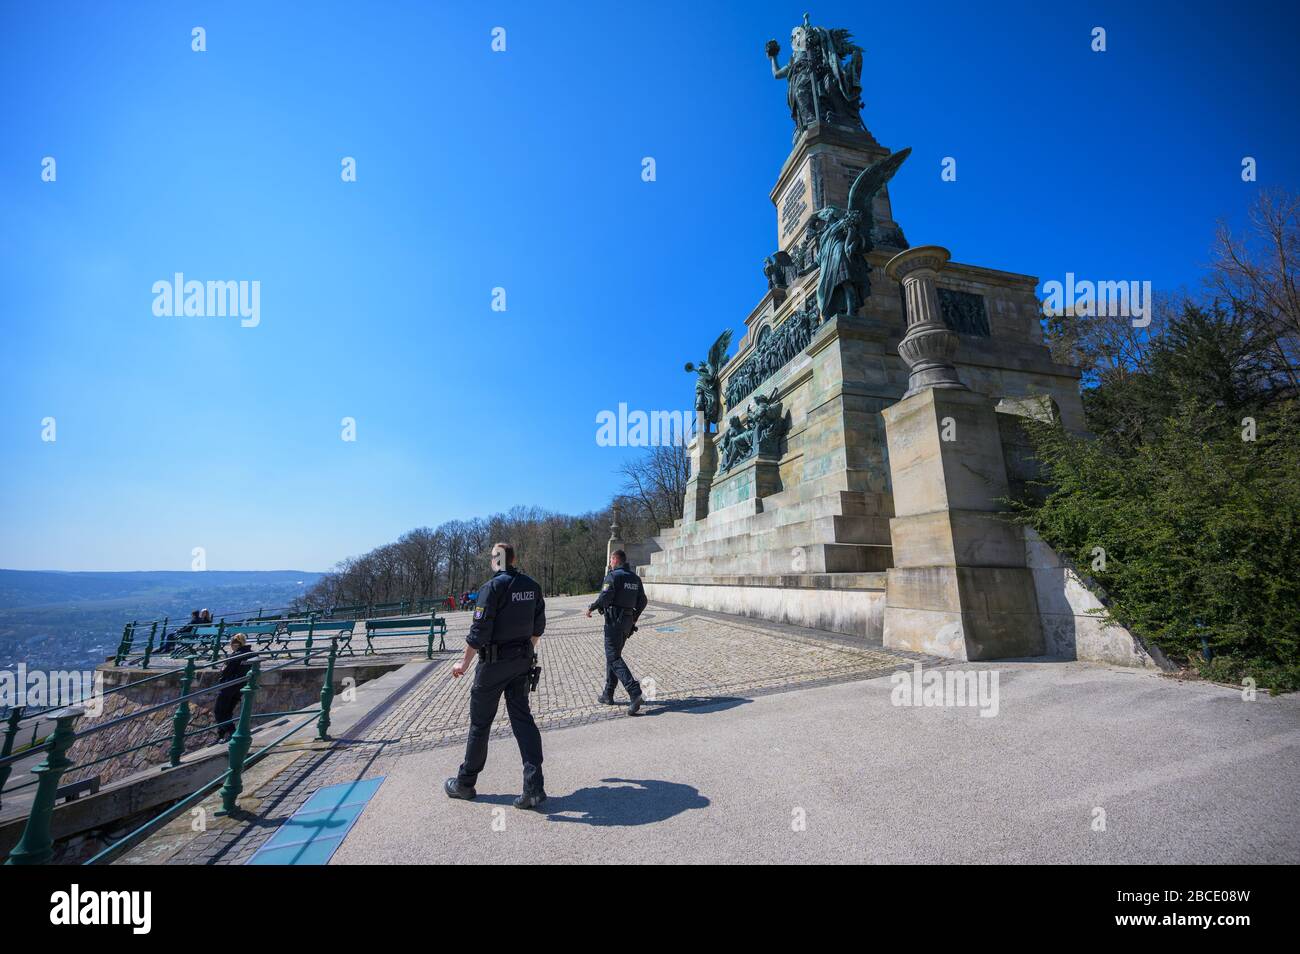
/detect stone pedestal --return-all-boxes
[709,453,783,513]
[771,122,906,253]
[682,432,718,524]
[881,387,1044,660]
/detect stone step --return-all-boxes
[760,481,894,518]
[650,514,891,565]
[664,492,885,549]
[641,571,888,590]
[644,541,892,577]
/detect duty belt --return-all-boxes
[479,641,531,663]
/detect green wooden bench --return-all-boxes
[171,623,266,660]
[232,622,283,656]
[326,600,417,621]
[282,619,357,658]
[363,615,448,657]
[326,603,371,621]
[178,625,227,659]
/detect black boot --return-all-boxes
[443,777,476,800]
[627,692,644,716]
[513,790,547,810]
[597,693,615,705]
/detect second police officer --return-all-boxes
[586,548,647,716]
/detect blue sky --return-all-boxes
[2,1,1297,572]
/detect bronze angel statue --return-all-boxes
[813,147,911,319]
[684,329,733,431]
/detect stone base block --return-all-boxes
[710,455,781,512]
[883,565,1045,660]
[682,475,712,523]
[645,576,886,640]
[889,509,1026,568]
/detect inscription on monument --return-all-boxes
[781,179,808,237]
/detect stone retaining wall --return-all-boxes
[65,659,403,787]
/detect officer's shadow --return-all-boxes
[538,778,710,827]
[640,695,752,717]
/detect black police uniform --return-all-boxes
[590,564,647,699]
[455,566,546,795]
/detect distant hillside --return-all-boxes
[0,569,323,674]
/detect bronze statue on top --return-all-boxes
[766,14,865,140]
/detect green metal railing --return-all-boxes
[112,597,448,668]
[2,618,453,865]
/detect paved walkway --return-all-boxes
[125,595,1300,864]
[333,662,1300,865]
[128,596,917,863]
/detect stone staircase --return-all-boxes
[640,488,894,595]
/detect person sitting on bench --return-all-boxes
[167,610,202,650]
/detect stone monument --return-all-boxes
[638,14,1156,665]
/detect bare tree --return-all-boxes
[618,443,690,534]
[301,505,616,608]
[1210,187,1300,391]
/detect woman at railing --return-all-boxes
[212,634,255,741]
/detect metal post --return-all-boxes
[5,707,84,865]
[303,618,315,665]
[0,705,26,809]
[115,622,136,667]
[141,621,157,669]
[317,638,338,741]
[165,657,198,768]
[217,663,259,815]
[210,619,226,662]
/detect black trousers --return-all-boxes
[603,619,641,698]
[213,690,239,740]
[457,654,544,794]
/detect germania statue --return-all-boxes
[766,14,865,139]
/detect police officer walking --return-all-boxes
[585,549,647,716]
[444,542,547,809]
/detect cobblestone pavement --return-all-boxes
[369,600,917,751]
[129,597,920,864]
